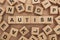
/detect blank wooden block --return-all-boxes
[1,32,11,40]
[43,25,52,35]
[8,16,16,24]
[25,4,34,12]
[19,26,29,35]
[48,34,57,40]
[57,0,60,5]
[53,25,60,35]
[49,0,57,4]
[19,0,26,3]
[32,0,40,4]
[38,32,47,40]
[6,6,14,14]
[31,27,39,35]
[18,36,28,40]
[29,35,38,40]
[0,0,5,3]
[16,4,25,13]
[50,6,58,14]
[41,0,51,9]
[7,0,17,6]
[0,21,9,31]
[9,28,18,37]
[0,7,5,16]
[34,6,43,15]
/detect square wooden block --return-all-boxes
[50,6,58,14]
[49,0,57,4]
[31,27,39,35]
[48,34,57,40]
[1,32,11,40]
[0,21,9,31]
[38,32,47,40]
[57,0,60,5]
[8,16,16,24]
[41,0,51,9]
[16,4,25,13]
[9,28,18,37]
[32,0,40,4]
[6,6,14,14]
[19,0,26,3]
[34,6,43,15]
[19,26,29,35]
[0,0,5,3]
[53,25,60,35]
[43,25,52,35]
[25,4,34,12]
[7,0,17,6]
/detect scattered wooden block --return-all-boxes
[48,34,57,40]
[0,0,5,3]
[50,6,58,14]
[16,4,25,13]
[8,16,16,24]
[38,32,47,40]
[31,27,39,35]
[1,32,11,40]
[29,35,38,40]
[19,0,26,3]
[19,26,29,35]
[9,28,18,37]
[41,0,51,9]
[34,6,43,15]
[43,25,52,35]
[32,0,40,4]
[7,0,17,6]
[57,0,60,5]
[6,6,14,14]
[18,36,28,40]
[53,25,60,35]
[0,21,9,31]
[25,4,34,12]
[49,0,57,4]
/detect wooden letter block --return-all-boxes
[50,6,58,14]
[31,27,39,35]
[19,0,26,3]
[16,4,25,13]
[18,36,28,40]
[34,6,43,15]
[53,25,60,35]
[48,34,57,40]
[38,32,47,40]
[19,26,29,35]
[49,0,57,4]
[32,0,40,4]
[6,6,14,14]
[0,21,9,31]
[8,16,16,24]
[1,32,11,40]
[9,28,18,37]
[7,0,17,6]
[41,0,51,9]
[0,0,5,3]
[25,4,34,12]
[43,25,52,35]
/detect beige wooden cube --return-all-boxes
[31,27,39,35]
[57,0,60,5]
[53,25,60,35]
[32,0,40,4]
[19,0,26,3]
[18,36,28,40]
[29,35,38,40]
[41,0,51,9]
[25,4,34,12]
[19,26,29,35]
[6,6,14,14]
[0,0,5,3]
[8,16,16,24]
[0,7,5,16]
[16,16,23,24]
[48,34,57,40]
[38,32,47,40]
[16,4,25,13]
[0,21,9,31]
[50,6,58,14]
[9,28,18,37]
[43,25,52,35]
[7,0,17,6]
[49,0,57,4]
[1,32,11,40]
[34,6,43,15]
